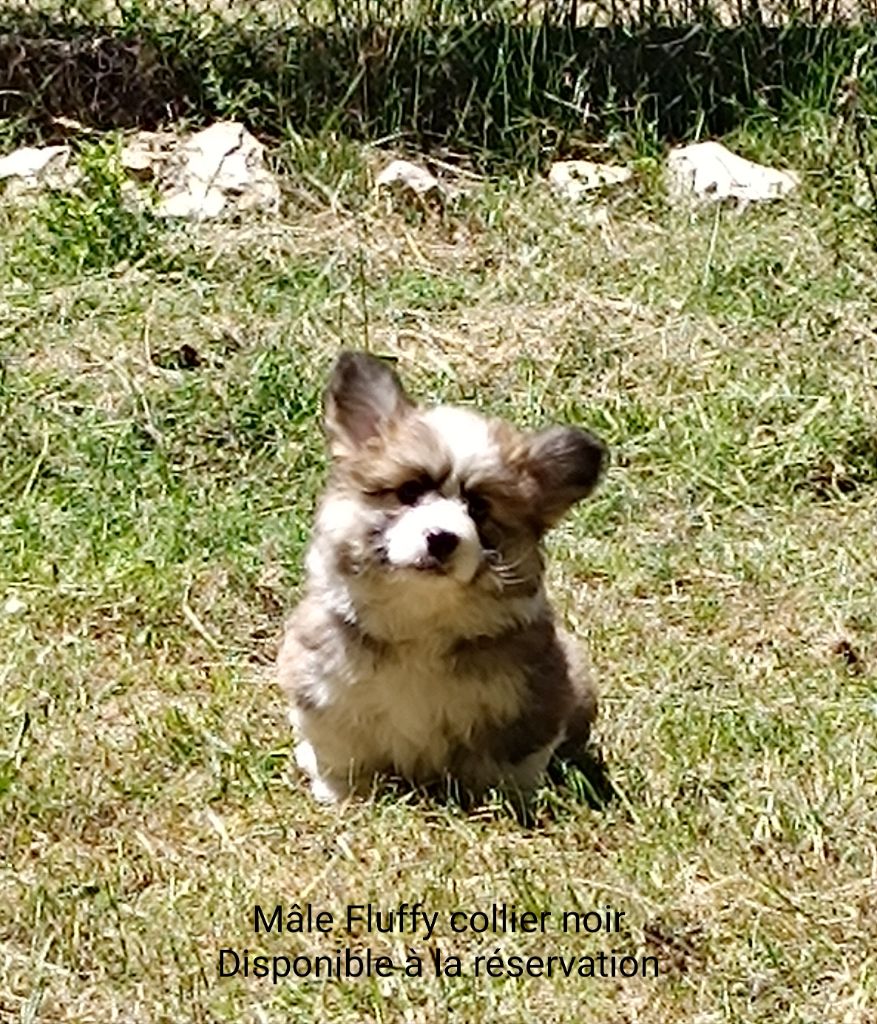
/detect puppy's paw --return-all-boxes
[295,741,351,804]
[294,739,319,776]
[311,772,355,804]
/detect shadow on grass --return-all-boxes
[365,744,616,829]
[1,12,874,167]
[548,745,617,811]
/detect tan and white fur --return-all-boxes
[277,351,607,803]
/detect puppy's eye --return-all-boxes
[466,492,490,523]
[396,477,430,505]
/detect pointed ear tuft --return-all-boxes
[526,426,607,527]
[323,351,414,455]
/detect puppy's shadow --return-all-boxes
[509,745,615,828]
[547,744,616,810]
[373,746,616,829]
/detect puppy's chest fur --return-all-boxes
[279,598,569,787]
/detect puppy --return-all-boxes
[277,351,606,803]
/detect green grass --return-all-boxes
[4,1,877,172]
[1,130,876,1023]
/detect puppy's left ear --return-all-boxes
[324,351,414,457]
[526,426,607,527]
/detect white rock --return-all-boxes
[154,121,281,220]
[120,130,177,180]
[548,159,632,200]
[3,594,27,616]
[375,159,443,203]
[0,145,72,193]
[667,141,798,204]
[0,145,70,181]
[158,184,227,219]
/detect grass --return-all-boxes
[1,118,877,1024]
[3,1,877,171]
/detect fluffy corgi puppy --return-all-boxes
[277,351,606,803]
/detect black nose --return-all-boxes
[426,530,459,562]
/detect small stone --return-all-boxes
[120,130,177,182]
[548,159,632,200]
[375,159,444,206]
[3,595,27,616]
[667,141,798,205]
[0,145,72,192]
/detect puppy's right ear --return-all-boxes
[324,351,413,456]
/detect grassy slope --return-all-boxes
[0,135,876,1022]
